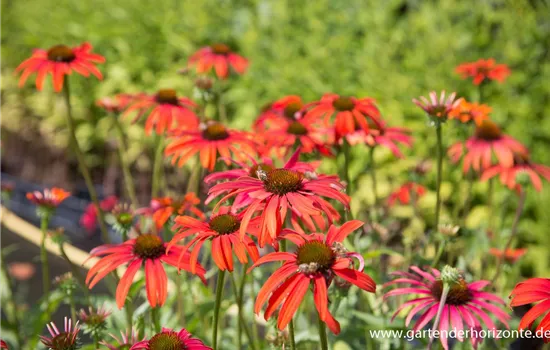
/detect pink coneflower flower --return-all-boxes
[165,121,258,171]
[510,278,550,343]
[15,42,105,92]
[413,91,461,120]
[388,182,426,206]
[481,151,550,192]
[124,89,199,135]
[489,248,527,264]
[96,93,136,113]
[86,233,206,308]
[253,95,305,132]
[26,187,70,209]
[304,93,381,138]
[249,221,376,334]
[448,120,527,173]
[0,339,8,349]
[456,59,511,85]
[100,329,144,350]
[80,195,118,235]
[384,266,509,350]
[130,328,211,349]
[39,317,81,350]
[188,43,248,80]
[206,149,349,247]
[343,120,412,158]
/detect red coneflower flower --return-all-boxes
[249,221,376,334]
[343,120,412,158]
[101,329,144,350]
[481,152,550,192]
[96,93,137,113]
[253,95,305,132]
[168,206,259,272]
[304,93,381,138]
[15,42,105,92]
[86,233,206,308]
[448,99,492,126]
[456,59,511,85]
[448,120,527,173]
[40,317,81,350]
[489,248,527,264]
[388,182,426,206]
[80,195,118,235]
[188,43,248,79]
[138,193,204,230]
[384,266,509,350]
[206,149,349,247]
[510,278,550,342]
[26,187,70,209]
[413,91,461,120]
[165,121,258,171]
[124,89,199,135]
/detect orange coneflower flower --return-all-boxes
[168,207,259,272]
[26,187,70,209]
[456,59,511,85]
[481,152,550,192]
[388,182,426,206]
[206,149,349,247]
[86,233,206,308]
[343,120,413,159]
[304,93,381,138]
[510,278,550,343]
[413,91,461,120]
[15,42,105,92]
[96,93,137,113]
[489,248,527,263]
[137,194,205,230]
[249,221,376,334]
[448,120,527,173]
[188,43,248,79]
[124,89,199,135]
[253,95,305,132]
[448,99,492,126]
[165,121,258,171]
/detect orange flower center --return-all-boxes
[209,214,240,235]
[202,122,230,141]
[248,163,275,178]
[283,101,303,119]
[211,43,231,55]
[332,97,355,111]
[296,241,335,271]
[155,89,179,105]
[475,120,502,140]
[148,331,184,350]
[286,121,308,135]
[430,279,472,305]
[263,169,304,195]
[133,234,165,260]
[47,45,76,62]
[50,333,77,349]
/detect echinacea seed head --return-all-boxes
[430,278,472,305]
[475,120,502,140]
[296,241,335,273]
[155,89,179,105]
[209,214,240,235]
[202,122,230,141]
[283,102,303,119]
[148,331,184,350]
[286,121,308,135]
[133,234,165,260]
[211,43,231,55]
[50,333,79,350]
[249,163,274,178]
[47,45,76,63]
[332,97,355,111]
[263,169,304,195]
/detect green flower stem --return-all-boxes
[151,306,161,333]
[62,81,110,243]
[216,89,228,123]
[151,135,164,199]
[369,147,378,205]
[68,290,76,322]
[427,283,450,350]
[434,122,443,230]
[318,315,329,350]
[59,243,90,302]
[112,114,139,208]
[487,178,495,232]
[229,271,257,350]
[186,156,203,194]
[491,190,526,285]
[40,214,51,294]
[176,272,186,326]
[0,249,23,348]
[342,139,352,195]
[213,270,226,350]
[279,239,296,350]
[431,238,447,268]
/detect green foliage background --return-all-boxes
[2,0,550,308]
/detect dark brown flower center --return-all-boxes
[284,102,303,119]
[475,120,502,140]
[286,121,308,135]
[202,122,230,141]
[50,332,78,350]
[133,234,165,260]
[296,241,335,271]
[430,279,472,305]
[148,332,185,350]
[211,43,231,55]
[47,45,76,63]
[263,169,304,195]
[332,97,355,111]
[513,151,530,165]
[155,89,179,105]
[249,163,275,178]
[209,214,240,235]
[83,313,106,326]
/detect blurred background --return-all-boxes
[1,0,550,347]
